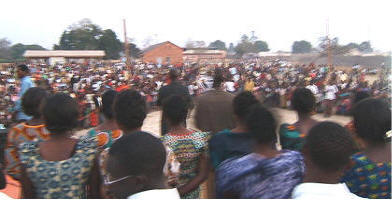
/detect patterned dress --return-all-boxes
[341,152,391,199]
[18,136,98,199]
[215,151,304,199]
[162,131,210,199]
[87,128,123,149]
[279,123,306,151]
[5,123,50,180]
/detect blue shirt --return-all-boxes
[14,76,34,121]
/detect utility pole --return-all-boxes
[326,19,332,67]
[123,19,131,73]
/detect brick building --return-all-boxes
[141,41,184,65]
[183,48,227,64]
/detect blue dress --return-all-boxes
[215,150,304,199]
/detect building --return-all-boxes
[24,50,105,65]
[183,48,227,64]
[141,41,184,65]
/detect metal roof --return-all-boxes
[24,50,105,58]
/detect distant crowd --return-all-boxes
[0,62,390,199]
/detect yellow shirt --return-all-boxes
[244,81,255,92]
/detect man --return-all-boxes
[194,68,235,198]
[157,69,191,136]
[292,122,364,199]
[105,131,180,199]
[13,64,34,122]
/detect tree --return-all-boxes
[292,40,312,54]
[345,42,360,50]
[358,41,373,53]
[318,36,350,56]
[99,29,122,59]
[54,19,123,59]
[123,42,142,58]
[254,40,269,52]
[0,38,11,59]
[228,43,235,53]
[10,43,46,59]
[208,40,226,50]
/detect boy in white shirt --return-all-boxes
[292,122,366,200]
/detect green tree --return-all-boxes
[0,38,11,59]
[10,43,46,59]
[208,40,226,50]
[344,42,360,50]
[254,40,269,52]
[124,42,142,58]
[99,29,122,59]
[292,40,312,53]
[358,41,373,53]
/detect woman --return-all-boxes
[19,93,100,199]
[87,90,122,149]
[161,95,209,199]
[209,91,259,169]
[5,87,50,180]
[279,88,319,151]
[216,104,304,198]
[341,98,391,199]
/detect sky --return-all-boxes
[1,0,391,52]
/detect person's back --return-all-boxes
[14,65,35,122]
[19,93,100,199]
[292,122,364,200]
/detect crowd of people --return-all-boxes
[0,61,390,199]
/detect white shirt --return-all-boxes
[128,188,180,199]
[225,81,236,92]
[306,85,319,95]
[292,183,366,200]
[325,85,338,100]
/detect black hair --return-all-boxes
[109,131,166,176]
[305,122,356,172]
[42,93,79,133]
[169,68,179,81]
[22,87,49,118]
[352,98,391,143]
[101,90,117,119]
[245,104,277,143]
[233,91,260,121]
[114,90,147,131]
[17,64,29,73]
[162,95,188,126]
[352,91,371,105]
[213,68,224,88]
[291,88,315,114]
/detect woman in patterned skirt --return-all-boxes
[161,95,210,199]
[19,93,100,199]
[5,87,50,181]
[341,98,391,199]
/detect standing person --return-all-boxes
[13,64,35,122]
[324,80,338,117]
[19,93,100,199]
[161,95,209,199]
[341,98,391,199]
[292,122,363,199]
[209,91,259,169]
[157,69,191,136]
[105,132,180,199]
[215,104,304,198]
[194,68,235,134]
[5,87,50,181]
[87,90,122,149]
[279,88,319,151]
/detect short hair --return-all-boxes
[109,131,166,176]
[245,104,277,143]
[101,90,117,119]
[163,95,188,126]
[22,87,49,118]
[114,90,146,131]
[168,68,179,81]
[352,91,371,105]
[305,122,356,172]
[42,93,79,133]
[17,64,29,73]
[291,88,315,114]
[213,68,224,88]
[353,98,391,143]
[233,91,260,121]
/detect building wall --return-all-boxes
[142,42,184,65]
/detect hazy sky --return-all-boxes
[1,0,391,52]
